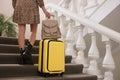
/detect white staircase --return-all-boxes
[45,0,120,80]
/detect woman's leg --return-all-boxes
[29,24,38,46]
[18,24,26,49]
[18,24,26,64]
[21,24,38,65]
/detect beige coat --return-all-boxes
[12,0,44,24]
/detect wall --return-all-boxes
[100,5,120,33]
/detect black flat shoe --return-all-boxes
[19,43,34,65]
[23,42,34,65]
[19,48,25,65]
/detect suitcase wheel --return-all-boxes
[43,73,50,77]
[60,72,64,76]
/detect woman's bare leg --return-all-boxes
[29,24,38,46]
[18,24,26,49]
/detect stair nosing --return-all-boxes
[0,53,38,56]
[0,44,38,47]
[0,74,97,80]
[0,63,83,66]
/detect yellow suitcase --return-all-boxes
[38,39,65,76]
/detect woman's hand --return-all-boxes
[41,6,51,19]
[44,11,51,19]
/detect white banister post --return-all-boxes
[78,0,88,16]
[65,20,76,60]
[69,0,78,13]
[87,32,103,79]
[74,25,87,67]
[103,71,113,80]
[58,0,71,9]
[85,0,98,10]
[90,0,98,6]
[102,36,115,80]
[58,0,64,6]
[88,32,99,59]
[59,15,67,40]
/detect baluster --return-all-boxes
[59,15,67,40]
[75,20,81,27]
[58,0,71,9]
[102,36,115,80]
[69,0,78,13]
[85,0,98,10]
[87,32,103,79]
[78,0,88,16]
[75,25,87,67]
[66,20,76,59]
[52,11,59,20]
[88,32,99,59]
[58,0,64,6]
[103,71,113,80]
[89,0,98,6]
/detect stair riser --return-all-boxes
[0,45,19,53]
[0,37,39,46]
[0,45,38,53]
[0,65,38,77]
[0,65,83,77]
[0,55,72,64]
[0,76,97,80]
[0,37,18,45]
[0,55,38,64]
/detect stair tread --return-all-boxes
[0,53,38,56]
[0,44,38,47]
[0,63,83,67]
[0,64,83,76]
[0,53,72,57]
[0,74,97,80]
[0,53,72,64]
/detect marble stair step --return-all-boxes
[0,64,83,77]
[0,53,72,64]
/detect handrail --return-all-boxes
[46,3,120,43]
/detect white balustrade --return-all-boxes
[46,1,120,79]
